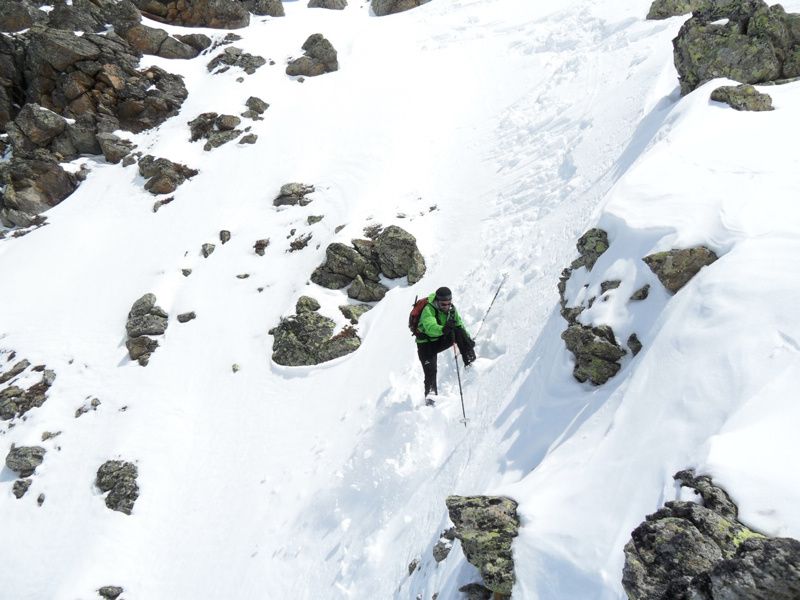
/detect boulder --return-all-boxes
[311,242,381,289]
[372,0,430,16]
[274,182,315,206]
[0,157,79,227]
[0,359,31,385]
[309,0,348,8]
[242,95,269,119]
[296,296,321,313]
[138,155,198,194]
[561,324,626,385]
[244,0,285,16]
[177,311,196,323]
[347,275,388,302]
[446,495,519,596]
[630,284,650,301]
[96,460,139,515]
[131,0,250,28]
[646,0,704,19]
[628,333,643,356]
[622,469,800,600]
[98,587,124,600]
[269,312,361,366]
[710,83,773,110]
[97,133,135,164]
[0,1,47,33]
[5,445,46,477]
[573,228,609,271]
[458,583,493,600]
[642,246,718,293]
[118,23,198,59]
[7,104,67,153]
[13,479,32,499]
[339,303,372,324]
[125,293,168,364]
[673,15,782,95]
[286,34,338,77]
[373,225,426,283]
[176,33,212,52]
[433,538,453,562]
[207,46,266,75]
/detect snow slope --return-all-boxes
[1,0,799,598]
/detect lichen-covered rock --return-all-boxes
[296,296,321,313]
[132,0,250,28]
[0,365,54,421]
[311,242,381,289]
[347,275,388,302]
[372,0,430,16]
[188,112,243,150]
[286,34,338,77]
[622,470,800,600]
[642,246,718,293]
[561,324,626,385]
[125,293,168,364]
[207,46,266,75]
[339,303,372,324]
[446,495,519,596]
[573,228,609,271]
[373,225,426,283]
[274,182,315,206]
[138,155,198,194]
[673,13,782,95]
[458,583,493,600]
[13,478,32,499]
[630,284,650,301]
[242,96,269,119]
[309,0,347,8]
[5,445,46,477]
[269,311,361,365]
[646,0,704,19]
[710,83,773,111]
[96,460,139,514]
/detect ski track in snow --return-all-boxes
[2,0,800,598]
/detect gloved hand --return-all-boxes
[442,312,456,337]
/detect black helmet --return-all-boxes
[435,287,452,301]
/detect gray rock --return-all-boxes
[628,333,643,356]
[5,445,46,477]
[239,133,258,144]
[309,0,347,8]
[138,155,198,194]
[96,460,139,515]
[711,83,773,111]
[620,469,798,600]
[561,324,626,385]
[408,558,419,575]
[182,268,192,276]
[269,313,361,366]
[286,34,338,77]
[8,104,67,152]
[201,243,216,257]
[254,238,270,255]
[642,246,718,293]
[0,1,47,33]
[296,296,321,313]
[0,359,31,384]
[243,95,269,116]
[274,182,315,206]
[446,495,519,596]
[126,314,168,337]
[13,479,32,499]
[131,0,250,28]
[125,336,159,365]
[220,230,231,244]
[37,493,44,506]
[600,280,622,294]
[630,284,650,301]
[98,586,124,600]
[126,293,167,362]
[573,228,610,271]
[646,0,704,19]
[318,243,380,283]
[177,311,196,323]
[244,0,285,16]
[347,275,388,302]
[372,0,431,17]
[0,157,79,227]
[207,46,266,75]
[307,215,324,225]
[339,303,372,324]
[458,583,493,600]
[673,13,782,95]
[433,538,452,562]
[129,293,157,317]
[373,225,426,283]
[175,33,212,52]
[97,133,135,164]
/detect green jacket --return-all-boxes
[416,292,470,344]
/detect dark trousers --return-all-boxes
[417,329,474,396]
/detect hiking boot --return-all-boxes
[425,396,436,407]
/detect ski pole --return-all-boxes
[473,273,508,341]
[453,345,467,427]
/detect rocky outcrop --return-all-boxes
[286,34,339,77]
[244,0,285,16]
[131,0,250,28]
[0,359,56,421]
[0,156,79,227]
[309,0,348,9]
[125,293,168,365]
[207,46,266,75]
[138,155,198,194]
[710,83,774,110]
[115,23,199,59]
[5,445,46,477]
[642,246,718,293]
[372,0,431,16]
[274,182,315,206]
[562,324,626,385]
[446,495,519,597]
[623,470,800,600]
[673,1,800,94]
[1,0,140,35]
[188,112,243,150]
[646,0,704,19]
[269,309,361,366]
[373,225,426,283]
[296,296,321,313]
[96,460,139,514]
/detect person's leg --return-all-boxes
[417,343,439,397]
[454,328,476,366]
